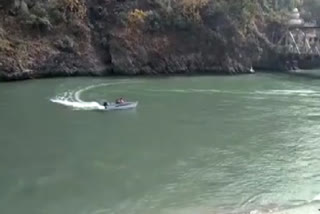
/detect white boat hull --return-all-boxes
[104,102,138,110]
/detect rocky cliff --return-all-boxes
[0,0,280,81]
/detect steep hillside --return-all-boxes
[0,0,282,81]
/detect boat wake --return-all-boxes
[248,195,320,214]
[148,88,320,97]
[254,89,320,97]
[51,95,104,110]
[50,81,136,111]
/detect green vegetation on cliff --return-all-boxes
[0,0,313,80]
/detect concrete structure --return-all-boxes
[288,8,304,26]
[275,8,320,57]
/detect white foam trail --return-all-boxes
[190,89,222,93]
[51,98,104,110]
[249,196,320,214]
[74,83,109,103]
[312,193,320,201]
[254,89,319,96]
[250,210,262,214]
[90,208,110,214]
[148,88,320,97]
[307,113,320,117]
[147,89,223,94]
[263,203,320,214]
[51,81,139,111]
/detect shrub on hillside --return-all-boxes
[57,0,87,20]
[69,20,89,41]
[55,35,75,52]
[144,11,161,32]
[118,11,129,27]
[128,9,149,27]
[25,14,52,32]
[48,7,65,25]
[148,0,209,30]
[302,0,320,24]
[178,0,209,22]
[30,2,47,18]
[0,39,13,52]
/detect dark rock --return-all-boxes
[55,36,75,53]
[0,26,5,38]
[19,0,29,16]
[0,0,14,11]
[24,0,36,9]
[35,53,106,78]
[101,37,108,48]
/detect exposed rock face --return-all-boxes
[0,0,277,81]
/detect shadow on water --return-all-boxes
[305,114,320,121]
[259,70,320,81]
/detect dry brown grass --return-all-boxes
[128,9,149,27]
[58,0,87,19]
[176,0,209,22]
[0,38,13,53]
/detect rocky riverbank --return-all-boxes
[0,0,283,81]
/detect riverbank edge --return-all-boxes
[0,67,260,82]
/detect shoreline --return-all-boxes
[0,68,257,82]
[0,69,320,84]
[3,67,320,83]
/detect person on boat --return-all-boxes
[103,102,108,108]
[116,98,125,104]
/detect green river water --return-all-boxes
[1,73,320,214]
